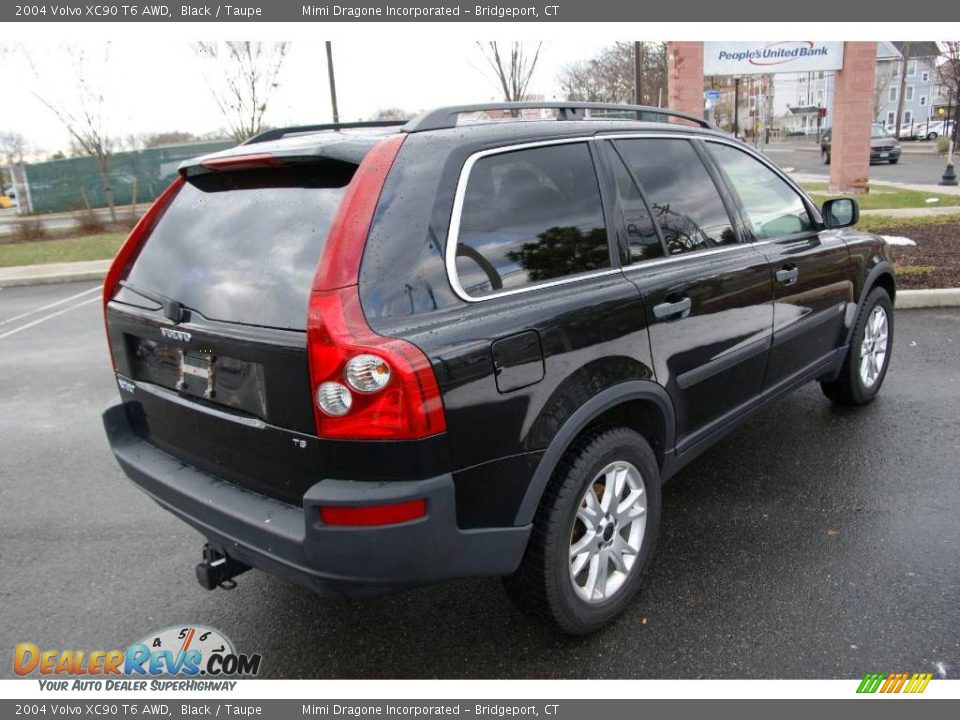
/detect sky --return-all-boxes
[5,39,611,156]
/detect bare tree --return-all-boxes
[194,41,291,142]
[938,42,960,134]
[0,131,28,209]
[873,62,896,121]
[475,42,542,103]
[373,108,412,121]
[559,42,667,107]
[21,43,117,220]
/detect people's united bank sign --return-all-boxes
[704,41,844,76]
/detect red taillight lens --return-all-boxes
[102,176,185,369]
[306,133,446,441]
[307,286,446,439]
[200,153,285,172]
[103,175,184,312]
[318,499,427,527]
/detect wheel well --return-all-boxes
[580,399,667,469]
[873,271,896,303]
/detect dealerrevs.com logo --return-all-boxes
[14,625,262,690]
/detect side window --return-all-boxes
[455,143,610,297]
[601,143,663,262]
[707,143,814,241]
[615,139,737,256]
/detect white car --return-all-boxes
[887,120,956,141]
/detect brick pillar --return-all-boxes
[829,42,877,194]
[667,42,704,117]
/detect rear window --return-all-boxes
[122,162,356,330]
[453,142,610,298]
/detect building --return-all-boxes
[770,42,950,136]
[875,42,942,134]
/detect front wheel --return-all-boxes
[927,132,938,141]
[889,158,899,164]
[821,287,893,405]
[503,426,661,635]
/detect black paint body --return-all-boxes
[103,119,895,592]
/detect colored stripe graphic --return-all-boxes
[857,672,933,694]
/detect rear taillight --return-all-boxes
[306,133,446,441]
[307,286,445,440]
[102,176,185,367]
[318,499,427,526]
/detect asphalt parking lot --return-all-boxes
[765,143,950,184]
[1,280,958,679]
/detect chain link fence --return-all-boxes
[22,140,234,215]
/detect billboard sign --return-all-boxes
[704,41,844,76]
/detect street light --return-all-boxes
[940,77,960,186]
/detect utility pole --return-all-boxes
[894,42,911,139]
[733,77,740,138]
[940,76,959,186]
[325,41,340,124]
[634,41,644,107]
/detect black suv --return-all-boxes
[103,102,896,634]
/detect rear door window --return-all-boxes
[454,142,610,297]
[614,138,738,255]
[122,161,355,330]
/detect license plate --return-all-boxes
[178,351,215,398]
[880,152,889,158]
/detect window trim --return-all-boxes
[445,136,620,303]
[444,132,824,303]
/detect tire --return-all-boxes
[822,150,831,165]
[889,158,899,164]
[503,426,661,635]
[821,287,893,406]
[927,132,938,141]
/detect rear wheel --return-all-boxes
[821,287,893,406]
[927,132,938,141]
[503,426,661,635]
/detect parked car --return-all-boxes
[821,124,901,164]
[914,119,956,141]
[881,120,955,141]
[0,186,17,209]
[102,102,897,634]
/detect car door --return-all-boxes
[703,140,854,390]
[600,136,774,451]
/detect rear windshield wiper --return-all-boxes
[118,281,190,324]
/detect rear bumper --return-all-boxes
[103,403,530,596]
[870,147,901,161]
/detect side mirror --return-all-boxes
[822,197,859,229]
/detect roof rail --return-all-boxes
[242,120,409,145]
[403,102,715,133]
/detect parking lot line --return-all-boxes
[0,295,100,339]
[0,285,100,327]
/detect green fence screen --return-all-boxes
[23,140,235,214]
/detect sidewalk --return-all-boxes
[0,259,110,288]
[790,173,960,196]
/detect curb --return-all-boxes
[894,288,960,309]
[0,261,109,288]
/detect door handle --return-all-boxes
[653,296,692,321]
[776,265,799,286]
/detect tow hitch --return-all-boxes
[195,544,250,590]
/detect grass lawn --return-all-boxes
[0,233,125,268]
[800,182,960,210]
[856,213,960,232]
